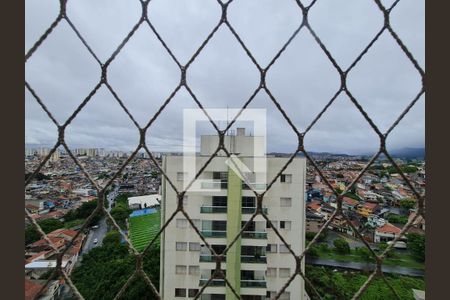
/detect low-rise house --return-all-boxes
[357,202,379,217]
[25,229,84,276]
[347,219,363,237]
[25,279,62,300]
[330,215,347,232]
[306,210,326,233]
[367,214,386,228]
[342,197,359,211]
[307,200,322,214]
[406,210,425,235]
[374,223,402,243]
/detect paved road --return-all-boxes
[306,258,424,277]
[80,187,119,255]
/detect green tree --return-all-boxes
[356,247,374,262]
[307,245,320,258]
[25,218,64,245]
[110,206,132,229]
[333,238,350,254]
[71,239,160,300]
[64,199,101,226]
[377,242,397,258]
[103,230,122,247]
[407,233,425,262]
[399,198,416,210]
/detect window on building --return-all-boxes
[266,267,277,277]
[266,291,277,298]
[279,244,290,253]
[175,288,186,297]
[213,171,228,181]
[242,196,255,207]
[212,196,227,206]
[266,220,278,229]
[188,289,199,297]
[189,242,201,251]
[280,174,292,183]
[176,242,187,251]
[189,219,201,228]
[266,244,277,253]
[175,265,186,274]
[280,197,292,207]
[280,221,292,230]
[188,265,200,275]
[177,172,187,181]
[176,218,187,228]
[279,268,291,278]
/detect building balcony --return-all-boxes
[242,207,268,214]
[201,181,228,190]
[199,278,226,287]
[240,280,267,288]
[199,255,226,263]
[200,206,268,214]
[201,230,227,238]
[241,255,267,263]
[199,279,266,288]
[241,231,267,239]
[201,206,227,213]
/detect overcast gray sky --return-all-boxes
[25,0,424,155]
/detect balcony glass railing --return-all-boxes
[242,183,267,190]
[201,230,227,238]
[199,255,226,262]
[241,207,268,214]
[241,255,267,263]
[241,231,267,239]
[200,206,227,213]
[240,280,267,288]
[200,206,268,214]
[201,181,228,190]
[199,278,226,287]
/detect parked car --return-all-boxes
[91,225,99,229]
[93,238,98,244]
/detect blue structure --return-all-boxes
[129,208,158,218]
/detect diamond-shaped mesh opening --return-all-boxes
[25,0,425,299]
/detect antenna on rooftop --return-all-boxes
[226,105,229,135]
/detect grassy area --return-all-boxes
[64,218,85,229]
[128,211,160,252]
[312,244,424,270]
[306,265,425,300]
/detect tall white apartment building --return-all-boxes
[160,129,306,300]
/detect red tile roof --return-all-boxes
[376,223,401,234]
[25,250,53,264]
[28,236,65,249]
[307,201,322,211]
[48,228,78,239]
[25,279,42,300]
[362,202,378,210]
[343,197,359,206]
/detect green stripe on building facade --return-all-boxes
[226,167,242,299]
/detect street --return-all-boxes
[80,187,118,255]
[305,257,424,277]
